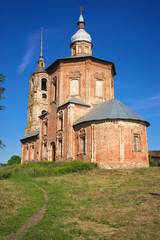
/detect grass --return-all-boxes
[0,178,44,238]
[0,162,160,239]
[0,160,97,179]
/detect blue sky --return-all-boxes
[1,0,160,163]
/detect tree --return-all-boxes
[7,155,21,165]
[0,74,6,149]
[0,140,6,149]
[0,74,6,110]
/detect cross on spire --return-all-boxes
[80,5,83,15]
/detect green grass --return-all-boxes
[23,167,160,240]
[0,178,44,238]
[0,161,97,179]
[0,163,160,240]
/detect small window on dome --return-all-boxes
[85,47,89,53]
[79,47,82,53]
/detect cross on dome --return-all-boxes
[80,5,83,15]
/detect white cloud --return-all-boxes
[18,31,40,74]
[18,45,35,74]
[131,93,160,110]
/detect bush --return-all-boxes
[149,157,157,167]
[7,155,21,165]
[0,160,97,179]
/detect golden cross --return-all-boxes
[80,5,84,14]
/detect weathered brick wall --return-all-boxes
[22,53,149,170]
[21,137,40,163]
[49,58,114,108]
[73,120,149,169]
[26,72,49,135]
[94,121,149,169]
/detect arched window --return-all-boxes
[95,80,103,97]
[42,93,47,99]
[70,79,79,96]
[41,78,47,91]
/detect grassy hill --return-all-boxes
[0,161,160,240]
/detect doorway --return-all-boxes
[51,142,56,162]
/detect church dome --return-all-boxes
[71,29,92,44]
[71,10,92,45]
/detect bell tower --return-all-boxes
[70,6,93,56]
[25,28,49,135]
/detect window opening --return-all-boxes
[42,93,47,99]
[58,139,62,157]
[54,82,57,101]
[78,129,86,154]
[82,136,85,153]
[51,142,56,162]
[95,80,103,97]
[44,143,47,159]
[60,117,63,130]
[70,79,79,96]
[44,121,48,135]
[41,110,46,115]
[41,78,47,91]
[134,136,139,152]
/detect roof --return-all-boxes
[73,98,150,127]
[34,67,47,74]
[58,98,90,109]
[71,12,90,44]
[20,128,39,141]
[148,151,160,157]
[71,29,92,44]
[46,55,116,76]
[78,14,85,23]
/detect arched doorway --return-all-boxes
[51,142,56,162]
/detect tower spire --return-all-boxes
[35,28,46,72]
[39,28,44,60]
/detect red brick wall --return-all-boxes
[74,120,149,169]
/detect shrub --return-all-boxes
[0,160,97,179]
[7,155,21,165]
[149,157,156,167]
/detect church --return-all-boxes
[20,10,150,169]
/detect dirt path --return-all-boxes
[6,183,48,240]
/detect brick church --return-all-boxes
[20,10,150,169]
